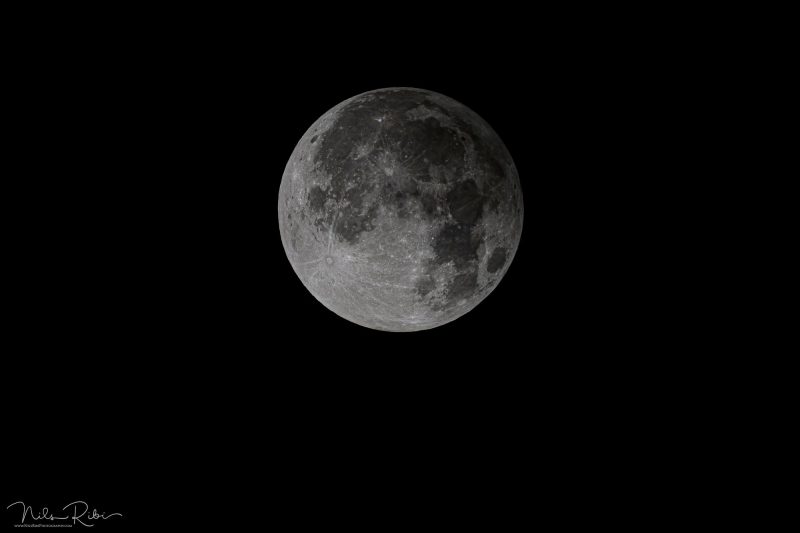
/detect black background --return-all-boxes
[0,4,674,530]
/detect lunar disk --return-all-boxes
[278,87,523,331]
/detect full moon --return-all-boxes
[278,88,523,331]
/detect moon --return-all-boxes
[278,88,523,331]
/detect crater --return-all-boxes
[487,247,507,274]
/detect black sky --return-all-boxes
[2,5,675,529]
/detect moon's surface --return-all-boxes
[278,88,523,331]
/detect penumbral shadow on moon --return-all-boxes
[278,87,523,332]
